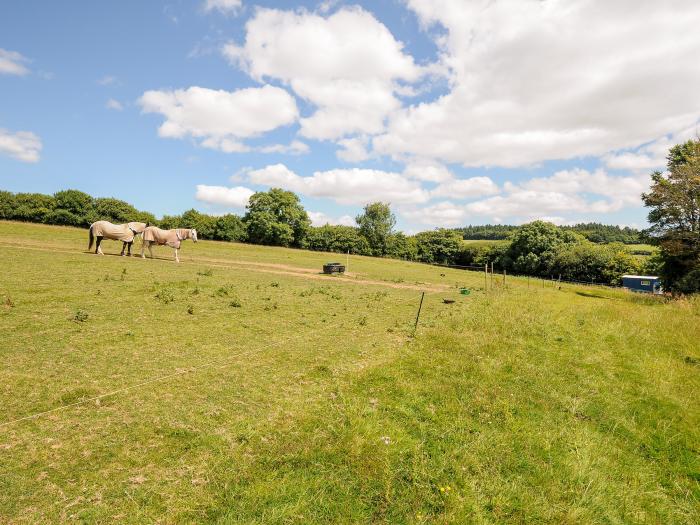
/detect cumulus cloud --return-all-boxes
[462,168,650,222]
[139,85,298,152]
[106,98,123,111]
[401,201,467,227]
[399,166,653,227]
[259,140,309,155]
[308,211,355,227]
[372,0,700,167]
[402,159,453,183]
[247,163,430,205]
[0,128,42,163]
[195,184,254,208]
[0,48,30,76]
[516,168,648,208]
[604,125,700,172]
[203,0,241,14]
[224,7,423,140]
[336,137,370,162]
[431,176,499,199]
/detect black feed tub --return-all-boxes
[323,262,346,274]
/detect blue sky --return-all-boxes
[2,0,699,232]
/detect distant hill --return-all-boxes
[455,223,642,244]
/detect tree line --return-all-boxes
[456,223,642,244]
[1,138,697,293]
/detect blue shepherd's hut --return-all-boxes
[622,275,662,294]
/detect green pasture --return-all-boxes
[0,222,698,524]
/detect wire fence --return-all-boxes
[430,261,629,292]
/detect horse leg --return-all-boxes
[140,241,146,259]
[120,242,126,256]
[174,248,179,263]
[96,236,104,255]
[127,242,132,256]
[148,244,154,259]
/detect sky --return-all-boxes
[1,0,700,233]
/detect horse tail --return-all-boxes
[88,224,94,251]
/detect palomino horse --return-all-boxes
[141,227,197,263]
[88,221,148,256]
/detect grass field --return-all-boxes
[1,221,699,524]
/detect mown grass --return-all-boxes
[0,221,698,524]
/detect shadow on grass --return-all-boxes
[575,291,611,300]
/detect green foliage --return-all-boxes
[386,232,418,261]
[156,209,218,238]
[213,214,246,242]
[567,222,641,244]
[1,192,55,222]
[93,197,149,225]
[457,223,641,244]
[301,224,371,255]
[54,190,94,226]
[244,188,310,247]
[0,189,156,229]
[508,221,583,276]
[643,139,700,294]
[456,224,519,240]
[356,202,396,256]
[413,229,463,264]
[548,242,640,284]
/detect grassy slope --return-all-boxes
[0,222,698,524]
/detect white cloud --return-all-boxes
[517,168,648,208]
[431,176,499,199]
[195,184,254,208]
[308,211,355,227]
[247,163,430,205]
[139,85,298,152]
[336,137,370,162]
[259,140,309,155]
[106,98,123,111]
[200,137,250,153]
[401,201,467,227]
[224,7,423,140]
[604,125,699,172]
[372,0,700,167]
[203,0,241,14]
[0,128,42,163]
[0,49,30,76]
[463,168,651,222]
[402,159,453,183]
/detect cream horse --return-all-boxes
[141,226,197,263]
[88,221,148,256]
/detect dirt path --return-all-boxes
[0,239,449,293]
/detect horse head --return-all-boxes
[191,229,198,243]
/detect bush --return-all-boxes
[413,229,463,264]
[301,225,372,255]
[508,221,583,276]
[548,242,640,284]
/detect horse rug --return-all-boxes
[92,221,145,242]
[143,227,184,249]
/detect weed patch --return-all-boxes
[72,309,89,323]
[155,288,175,304]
